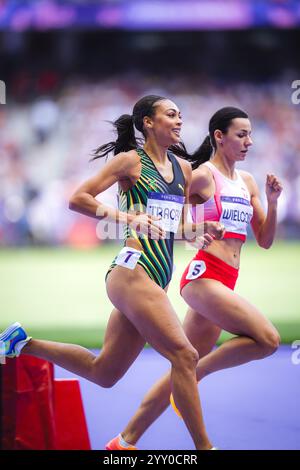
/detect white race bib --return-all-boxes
[115,247,142,270]
[186,261,206,280]
[146,192,185,233]
[220,196,253,235]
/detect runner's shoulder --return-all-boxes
[114,150,141,175]
[238,169,257,192]
[193,163,213,186]
[171,156,191,186]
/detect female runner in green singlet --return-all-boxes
[3,95,224,450]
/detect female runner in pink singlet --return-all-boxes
[106,106,283,450]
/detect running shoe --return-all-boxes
[0,322,32,359]
[105,434,138,450]
[170,393,182,418]
[170,394,219,449]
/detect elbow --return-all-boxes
[68,198,75,211]
[256,228,274,249]
[260,243,271,250]
[69,193,81,212]
[69,200,76,211]
[69,197,76,212]
[258,238,273,250]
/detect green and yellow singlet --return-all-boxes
[107,148,185,289]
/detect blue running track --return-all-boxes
[55,346,300,450]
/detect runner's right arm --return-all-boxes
[69,151,164,238]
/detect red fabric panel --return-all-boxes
[54,379,91,450]
[1,356,56,450]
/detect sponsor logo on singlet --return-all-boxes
[178,183,184,193]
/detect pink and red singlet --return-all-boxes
[180,161,254,293]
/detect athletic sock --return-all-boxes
[119,434,135,448]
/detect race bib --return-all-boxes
[186,261,206,280]
[115,247,142,270]
[146,192,185,233]
[220,196,253,235]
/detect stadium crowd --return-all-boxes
[0,75,299,246]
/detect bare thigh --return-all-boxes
[182,279,279,343]
[93,308,146,383]
[106,265,194,361]
[94,279,172,381]
[183,308,222,357]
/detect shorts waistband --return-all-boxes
[195,249,239,275]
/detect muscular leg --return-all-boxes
[122,308,222,445]
[182,279,281,382]
[106,265,213,450]
[22,308,145,387]
[21,270,172,387]
[121,279,280,445]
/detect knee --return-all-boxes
[258,328,281,357]
[94,374,120,388]
[91,364,123,388]
[171,344,199,370]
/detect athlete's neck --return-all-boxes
[143,140,169,165]
[210,152,236,180]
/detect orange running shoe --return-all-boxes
[105,434,138,450]
[169,395,219,449]
[170,393,183,419]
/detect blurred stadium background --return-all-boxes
[0,0,299,347]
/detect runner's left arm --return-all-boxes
[242,171,283,249]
